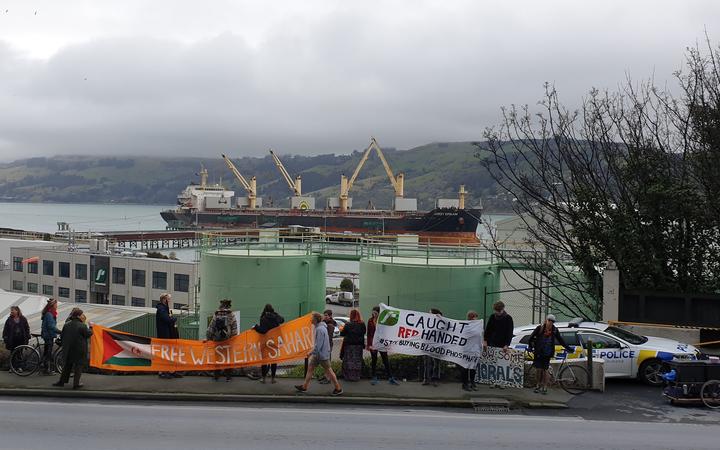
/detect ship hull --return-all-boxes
[161,208,481,244]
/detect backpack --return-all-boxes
[212,315,230,341]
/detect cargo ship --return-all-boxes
[160,139,482,244]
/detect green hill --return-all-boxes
[0,142,512,211]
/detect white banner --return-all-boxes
[476,347,525,388]
[372,304,483,369]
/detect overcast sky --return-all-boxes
[0,0,716,161]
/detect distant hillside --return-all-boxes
[0,142,513,211]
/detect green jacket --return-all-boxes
[61,317,93,365]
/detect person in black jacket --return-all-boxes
[340,309,366,381]
[483,301,515,389]
[253,303,284,384]
[460,310,480,391]
[155,293,181,379]
[527,314,573,394]
[3,306,31,370]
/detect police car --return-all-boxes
[511,318,701,386]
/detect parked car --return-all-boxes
[510,318,701,386]
[334,316,350,335]
[325,291,356,307]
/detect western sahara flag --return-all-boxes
[102,330,153,367]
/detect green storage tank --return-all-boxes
[359,255,501,322]
[198,248,326,333]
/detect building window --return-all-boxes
[151,299,160,307]
[12,280,23,291]
[28,261,38,274]
[42,285,54,296]
[59,261,70,278]
[75,290,87,303]
[112,267,126,285]
[152,271,167,290]
[43,260,54,276]
[132,269,146,287]
[75,263,87,280]
[111,294,126,306]
[12,257,23,272]
[131,297,145,307]
[174,273,190,293]
[58,287,70,298]
[27,282,38,293]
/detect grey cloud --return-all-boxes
[0,2,715,161]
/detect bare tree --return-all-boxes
[476,40,720,319]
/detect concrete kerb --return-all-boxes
[0,387,568,409]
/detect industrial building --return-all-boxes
[9,243,197,310]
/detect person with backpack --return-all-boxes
[206,299,238,381]
[253,304,284,384]
[527,314,573,394]
[317,309,337,384]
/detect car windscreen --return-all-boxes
[603,326,648,345]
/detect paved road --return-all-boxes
[0,398,717,450]
[524,379,720,424]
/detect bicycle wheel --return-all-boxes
[53,348,64,375]
[10,345,41,377]
[700,380,720,409]
[558,364,590,395]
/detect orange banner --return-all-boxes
[90,314,314,372]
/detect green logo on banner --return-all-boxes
[378,308,400,326]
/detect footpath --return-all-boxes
[0,371,569,410]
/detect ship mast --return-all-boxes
[269,150,302,195]
[221,154,257,208]
[339,137,404,211]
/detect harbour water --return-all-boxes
[0,202,511,289]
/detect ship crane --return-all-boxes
[269,150,302,196]
[221,154,257,208]
[339,137,404,211]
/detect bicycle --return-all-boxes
[9,333,64,377]
[525,349,590,395]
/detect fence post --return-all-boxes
[586,339,593,390]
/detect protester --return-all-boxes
[3,306,30,371]
[367,305,399,386]
[460,310,480,391]
[527,314,573,394]
[52,308,92,389]
[295,312,343,395]
[318,309,337,384]
[40,298,61,375]
[483,301,514,389]
[156,293,181,379]
[253,303,284,384]
[206,299,238,381]
[340,309,366,382]
[422,308,443,386]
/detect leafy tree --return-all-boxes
[340,278,354,293]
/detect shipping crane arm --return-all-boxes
[269,150,301,195]
[221,154,257,208]
[369,137,403,197]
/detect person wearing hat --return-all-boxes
[206,299,238,381]
[527,314,572,394]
